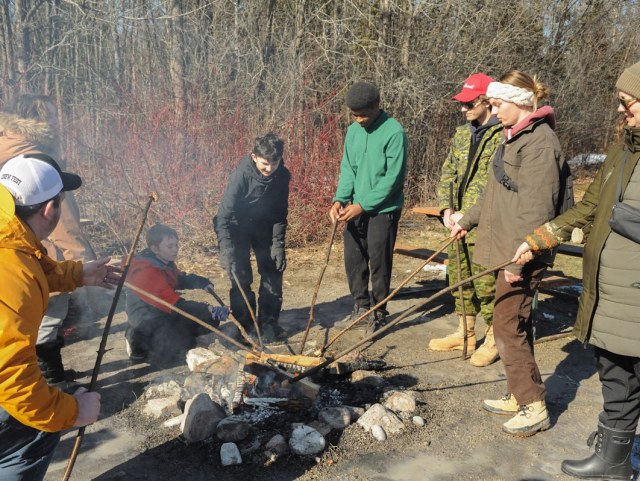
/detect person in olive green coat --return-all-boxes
[513,61,640,480]
[429,73,503,367]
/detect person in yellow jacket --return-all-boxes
[0,94,97,388]
[0,154,118,481]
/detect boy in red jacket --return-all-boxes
[125,224,228,364]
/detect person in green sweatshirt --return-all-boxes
[329,81,408,332]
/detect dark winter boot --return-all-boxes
[36,339,68,384]
[561,423,634,480]
[125,327,148,363]
[35,339,78,393]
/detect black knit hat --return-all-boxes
[346,82,380,110]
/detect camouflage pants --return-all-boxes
[447,241,495,326]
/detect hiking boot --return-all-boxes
[428,315,476,352]
[483,393,519,415]
[561,424,634,480]
[502,400,550,437]
[125,327,148,363]
[470,324,500,367]
[335,306,371,330]
[364,310,386,336]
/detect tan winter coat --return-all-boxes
[0,112,95,262]
[459,107,565,275]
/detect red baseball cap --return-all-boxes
[451,73,494,102]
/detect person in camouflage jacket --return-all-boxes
[429,73,503,367]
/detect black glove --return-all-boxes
[271,242,286,272]
[182,273,211,290]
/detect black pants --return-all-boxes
[228,226,283,331]
[596,347,640,431]
[343,211,400,313]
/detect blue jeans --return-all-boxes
[0,407,61,481]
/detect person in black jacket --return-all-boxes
[214,133,290,343]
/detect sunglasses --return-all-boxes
[460,100,482,110]
[618,96,638,111]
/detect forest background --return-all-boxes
[2,0,640,249]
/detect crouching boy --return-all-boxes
[213,133,290,343]
[125,224,228,364]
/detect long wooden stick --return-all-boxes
[299,220,339,354]
[204,285,258,350]
[62,192,157,481]
[231,270,263,349]
[125,282,260,354]
[289,259,512,385]
[455,238,469,358]
[320,237,455,355]
[450,182,468,359]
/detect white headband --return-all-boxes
[486,81,535,107]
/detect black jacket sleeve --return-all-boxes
[272,169,291,245]
[178,273,211,290]
[214,168,247,252]
[175,298,211,323]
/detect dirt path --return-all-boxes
[43,225,617,481]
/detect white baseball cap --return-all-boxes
[0,154,81,206]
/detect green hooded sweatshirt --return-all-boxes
[333,110,407,214]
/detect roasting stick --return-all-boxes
[450,183,469,359]
[204,285,256,349]
[231,271,263,349]
[288,259,513,385]
[63,192,158,481]
[320,237,456,355]
[124,282,263,354]
[299,219,339,354]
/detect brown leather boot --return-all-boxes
[428,315,476,352]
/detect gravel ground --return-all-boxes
[42,223,629,481]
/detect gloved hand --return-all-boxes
[271,242,286,272]
[208,305,231,323]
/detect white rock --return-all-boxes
[350,370,386,388]
[216,417,251,442]
[357,403,405,435]
[220,442,242,466]
[265,434,288,456]
[344,405,365,421]
[371,424,387,441]
[186,347,220,372]
[289,425,326,455]
[383,391,417,413]
[318,406,352,429]
[182,373,216,401]
[163,414,184,428]
[180,393,226,443]
[143,397,181,418]
[412,416,426,427]
[308,420,332,437]
[144,380,183,399]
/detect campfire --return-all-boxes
[137,330,426,468]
